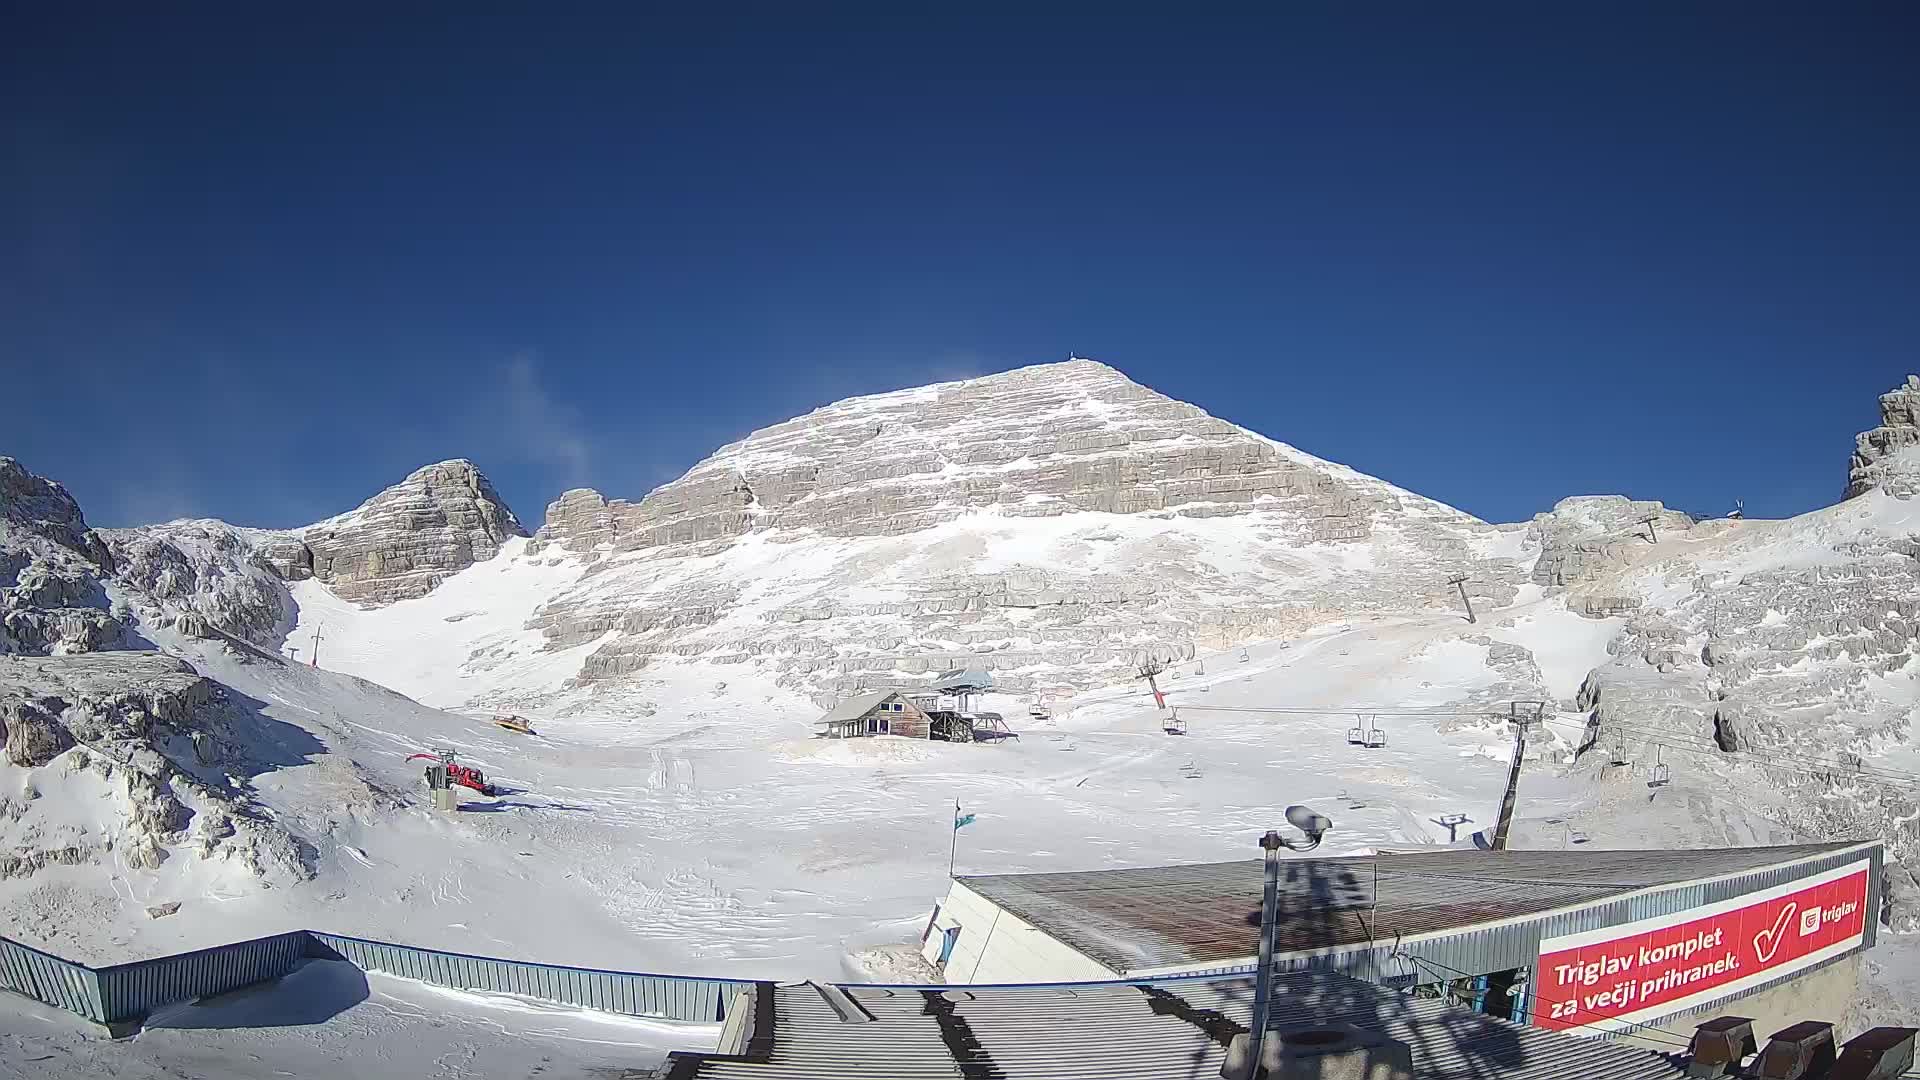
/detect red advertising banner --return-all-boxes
[1533,861,1869,1032]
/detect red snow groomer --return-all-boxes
[407,752,498,797]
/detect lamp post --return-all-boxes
[1237,805,1331,1080]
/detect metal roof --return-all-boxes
[932,668,994,692]
[957,842,1863,974]
[672,970,1688,1079]
[815,691,898,726]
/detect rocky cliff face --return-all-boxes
[1846,374,1920,500]
[0,459,312,902]
[0,457,124,655]
[1556,383,1920,928]
[511,361,1516,701]
[0,652,305,881]
[103,521,293,647]
[1528,495,1697,614]
[533,360,1445,555]
[298,459,526,606]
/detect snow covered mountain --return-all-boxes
[290,359,1528,714]
[3,361,1918,1009]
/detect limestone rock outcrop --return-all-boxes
[0,651,311,887]
[298,459,526,606]
[104,521,293,647]
[531,360,1452,555]
[1527,496,1695,589]
[0,457,123,655]
[1845,374,1920,500]
[515,361,1514,699]
[1570,508,1920,923]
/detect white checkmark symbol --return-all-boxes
[1753,902,1797,963]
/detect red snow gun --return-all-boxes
[407,753,498,797]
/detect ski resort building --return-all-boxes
[917,841,1883,1046]
[813,691,933,739]
[813,684,1018,743]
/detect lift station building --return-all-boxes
[919,841,1882,1044]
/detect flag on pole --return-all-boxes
[954,808,976,830]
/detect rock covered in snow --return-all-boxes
[533,360,1455,554]
[103,519,293,646]
[1569,504,1920,924]
[1845,374,1920,500]
[0,651,311,888]
[513,360,1517,697]
[1527,495,1695,588]
[0,457,124,655]
[298,459,526,606]
[0,457,114,570]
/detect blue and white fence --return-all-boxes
[0,928,751,1028]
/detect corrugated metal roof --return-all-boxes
[815,692,897,726]
[674,970,1687,1078]
[957,842,1862,973]
[933,668,994,692]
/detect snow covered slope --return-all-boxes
[286,359,1528,716]
[4,366,1919,1030]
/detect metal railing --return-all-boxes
[0,933,105,1021]
[306,932,750,1022]
[0,928,751,1027]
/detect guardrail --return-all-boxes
[306,932,751,1022]
[0,929,751,1029]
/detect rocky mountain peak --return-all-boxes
[294,459,528,607]
[533,359,1474,557]
[510,361,1509,699]
[1846,374,1920,500]
[0,456,113,571]
[0,457,123,655]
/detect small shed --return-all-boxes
[814,691,931,739]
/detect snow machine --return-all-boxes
[406,753,499,797]
[492,712,537,736]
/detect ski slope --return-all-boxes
[17,582,1660,984]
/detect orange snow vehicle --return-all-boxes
[492,712,537,735]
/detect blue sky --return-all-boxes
[3,4,1915,529]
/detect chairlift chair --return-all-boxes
[1349,715,1386,748]
[1164,710,1187,736]
[1647,746,1671,788]
[1238,648,1250,663]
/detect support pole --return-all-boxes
[1491,704,1539,850]
[949,799,959,877]
[1639,516,1659,543]
[1447,574,1476,624]
[1245,831,1284,1077]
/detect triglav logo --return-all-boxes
[1799,907,1821,938]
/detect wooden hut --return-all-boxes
[814,691,932,739]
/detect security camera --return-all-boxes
[1286,805,1332,838]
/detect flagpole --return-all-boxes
[949,799,959,877]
